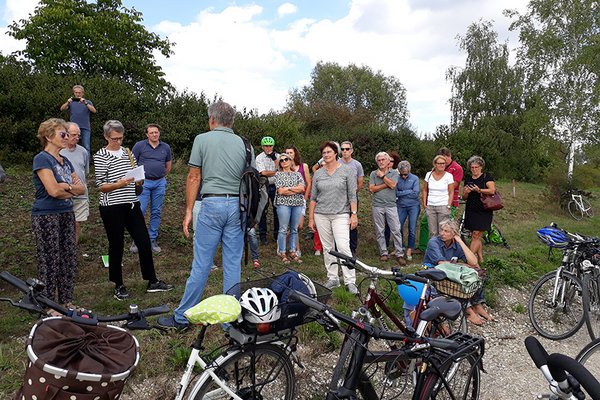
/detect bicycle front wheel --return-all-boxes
[417,354,480,400]
[192,343,295,400]
[582,272,600,340]
[576,337,600,382]
[568,200,584,220]
[582,198,594,218]
[528,270,585,340]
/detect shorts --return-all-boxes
[72,198,89,222]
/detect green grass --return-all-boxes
[1,164,599,398]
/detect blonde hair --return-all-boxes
[432,154,446,168]
[37,118,69,148]
[277,153,295,170]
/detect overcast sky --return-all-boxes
[0,0,527,134]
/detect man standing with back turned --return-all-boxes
[158,101,253,331]
[130,124,173,254]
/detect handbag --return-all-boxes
[481,191,503,211]
[125,148,144,196]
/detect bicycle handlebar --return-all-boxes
[1,271,169,328]
[525,336,600,400]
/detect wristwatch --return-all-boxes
[351,211,357,215]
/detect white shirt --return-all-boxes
[425,171,454,206]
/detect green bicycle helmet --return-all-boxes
[261,136,275,146]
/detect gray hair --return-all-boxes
[467,155,485,169]
[208,100,235,128]
[439,219,460,236]
[72,84,84,92]
[398,160,411,173]
[375,151,391,162]
[341,141,353,149]
[103,120,125,137]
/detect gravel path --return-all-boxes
[123,286,593,399]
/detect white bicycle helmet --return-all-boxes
[297,272,317,298]
[239,287,281,324]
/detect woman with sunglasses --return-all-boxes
[284,145,311,257]
[93,120,173,301]
[396,160,420,261]
[422,154,454,237]
[32,118,86,314]
[274,153,305,263]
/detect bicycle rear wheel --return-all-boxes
[192,343,295,400]
[582,272,600,340]
[576,337,600,382]
[417,354,480,400]
[582,198,594,218]
[568,200,584,220]
[528,270,585,340]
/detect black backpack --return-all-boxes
[239,136,261,231]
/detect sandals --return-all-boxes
[288,252,303,264]
[278,252,290,264]
[44,308,62,318]
[64,302,92,314]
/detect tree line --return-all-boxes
[1,0,599,190]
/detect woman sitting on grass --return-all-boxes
[424,219,494,325]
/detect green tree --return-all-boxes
[8,0,173,91]
[506,0,600,180]
[286,61,409,132]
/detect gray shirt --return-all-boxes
[370,169,399,207]
[311,163,357,215]
[188,127,255,195]
[60,144,89,199]
[340,158,364,180]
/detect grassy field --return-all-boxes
[0,162,599,397]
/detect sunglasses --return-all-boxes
[400,173,408,177]
[341,147,352,151]
[279,158,290,163]
[59,131,69,139]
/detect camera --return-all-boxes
[71,97,82,102]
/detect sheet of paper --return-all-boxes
[124,165,145,182]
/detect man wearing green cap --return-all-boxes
[256,136,279,244]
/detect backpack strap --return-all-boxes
[242,137,252,168]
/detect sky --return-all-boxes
[0,0,527,134]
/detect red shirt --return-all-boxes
[445,160,463,207]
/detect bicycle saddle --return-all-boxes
[415,269,447,282]
[419,296,462,322]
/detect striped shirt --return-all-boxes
[93,147,139,206]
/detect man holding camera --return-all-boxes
[60,85,97,158]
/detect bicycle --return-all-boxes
[0,270,317,400]
[530,224,600,340]
[525,335,600,400]
[328,250,466,395]
[290,289,484,400]
[562,189,594,221]
[576,337,600,386]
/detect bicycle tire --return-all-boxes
[582,272,600,340]
[582,198,594,218]
[326,329,378,400]
[191,343,295,400]
[528,270,585,340]
[576,337,600,384]
[568,200,584,220]
[417,353,480,400]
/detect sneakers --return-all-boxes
[324,279,340,289]
[346,283,358,295]
[314,250,322,256]
[157,315,189,332]
[396,256,407,266]
[130,242,138,254]
[380,254,389,262]
[151,241,161,254]
[114,285,129,301]
[147,280,174,293]
[211,264,219,271]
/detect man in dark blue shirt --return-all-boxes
[60,85,97,159]
[131,124,173,253]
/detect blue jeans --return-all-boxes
[247,227,259,260]
[276,205,302,253]
[80,127,91,164]
[138,177,167,241]
[398,204,420,249]
[174,197,243,324]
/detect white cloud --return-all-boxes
[0,0,38,54]
[277,2,297,18]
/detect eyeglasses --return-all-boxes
[59,131,69,139]
[435,162,446,165]
[341,147,352,151]
[377,159,388,163]
[109,136,124,142]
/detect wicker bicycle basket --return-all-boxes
[435,279,482,299]
[227,271,331,333]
